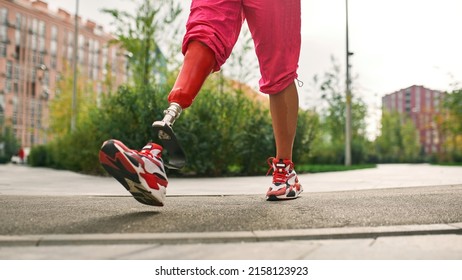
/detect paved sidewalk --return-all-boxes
[1,225,461,260]
[2,163,462,196]
[1,163,462,260]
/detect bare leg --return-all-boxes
[269,81,299,161]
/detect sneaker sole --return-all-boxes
[99,140,165,206]
[266,194,299,201]
[266,184,303,201]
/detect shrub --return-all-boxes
[38,81,323,176]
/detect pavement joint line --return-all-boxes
[448,222,462,230]
[0,223,461,247]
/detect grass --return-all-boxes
[172,163,378,177]
[296,164,377,174]
[434,162,462,166]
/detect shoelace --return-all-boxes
[266,157,290,183]
[139,144,160,159]
[140,148,152,155]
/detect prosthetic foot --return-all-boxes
[152,103,185,169]
[152,41,216,169]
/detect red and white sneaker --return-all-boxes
[266,158,303,201]
[99,139,168,206]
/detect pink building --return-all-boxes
[0,0,127,147]
[382,85,445,155]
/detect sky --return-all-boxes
[44,0,462,138]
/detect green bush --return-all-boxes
[0,156,9,164]
[35,81,325,176]
[175,88,275,176]
[0,125,20,163]
[28,144,50,167]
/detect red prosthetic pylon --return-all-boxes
[151,41,216,169]
[168,41,216,109]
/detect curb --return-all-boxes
[1,223,461,247]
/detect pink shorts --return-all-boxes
[183,0,301,94]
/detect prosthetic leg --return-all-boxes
[152,41,216,169]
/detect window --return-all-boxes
[31,34,37,51]
[12,109,18,125]
[39,37,45,52]
[0,8,7,43]
[5,79,11,93]
[43,71,49,86]
[15,28,20,45]
[67,31,73,45]
[31,68,36,81]
[397,92,403,113]
[67,45,73,61]
[0,8,8,24]
[0,43,6,57]
[32,18,38,34]
[405,89,411,113]
[79,34,85,48]
[102,46,107,67]
[0,25,7,42]
[14,15,22,60]
[425,89,431,110]
[0,91,4,109]
[50,40,57,56]
[51,33,58,66]
[5,61,12,93]
[51,25,57,40]
[94,41,99,68]
[15,28,20,46]
[15,13,22,47]
[38,20,45,37]
[51,55,57,69]
[6,61,12,79]
[13,64,19,80]
[415,87,421,112]
[433,91,440,111]
[78,48,84,64]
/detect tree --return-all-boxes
[440,89,462,162]
[0,125,20,163]
[49,65,95,138]
[375,111,421,162]
[102,0,182,88]
[309,57,371,164]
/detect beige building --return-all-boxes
[0,0,127,147]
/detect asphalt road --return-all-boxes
[2,185,461,235]
[2,164,462,260]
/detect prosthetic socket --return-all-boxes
[160,41,216,126]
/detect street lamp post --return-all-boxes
[71,0,79,132]
[345,0,353,166]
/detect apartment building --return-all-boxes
[0,0,128,147]
[382,85,445,155]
